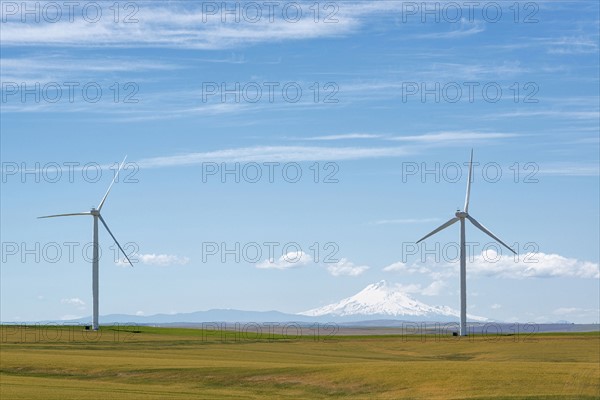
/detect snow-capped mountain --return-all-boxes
[299,280,487,322]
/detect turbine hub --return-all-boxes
[455,211,468,219]
[90,208,100,216]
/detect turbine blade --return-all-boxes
[98,214,134,267]
[97,156,127,211]
[464,149,473,213]
[466,215,517,254]
[416,217,459,243]
[38,212,91,219]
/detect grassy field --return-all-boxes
[1,325,598,399]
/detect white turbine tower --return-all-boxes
[39,156,133,330]
[416,150,516,336]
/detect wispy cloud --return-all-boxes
[0,56,180,92]
[485,34,599,55]
[0,1,424,49]
[340,62,529,99]
[553,307,600,319]
[135,130,519,167]
[546,36,599,54]
[413,19,484,39]
[388,131,517,143]
[2,17,350,49]
[294,131,516,144]
[489,110,599,120]
[1,56,176,75]
[137,145,411,167]
[539,163,599,177]
[301,133,386,141]
[372,218,440,225]
[1,2,402,49]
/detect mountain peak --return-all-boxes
[299,281,487,322]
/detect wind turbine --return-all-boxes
[416,150,516,336]
[39,156,134,330]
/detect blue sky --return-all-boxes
[1,0,598,324]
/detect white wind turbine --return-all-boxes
[39,156,134,330]
[416,150,516,336]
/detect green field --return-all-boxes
[1,325,598,399]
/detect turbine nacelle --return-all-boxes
[455,211,468,219]
[90,208,100,216]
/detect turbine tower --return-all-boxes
[39,156,133,330]
[416,150,516,336]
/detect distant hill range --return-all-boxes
[6,281,598,332]
[43,280,488,325]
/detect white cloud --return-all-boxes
[383,261,409,272]
[394,280,446,296]
[326,258,369,277]
[491,303,502,310]
[139,254,190,266]
[61,298,86,310]
[421,280,446,296]
[135,311,145,316]
[256,253,370,277]
[469,249,599,279]
[383,261,432,275]
[256,251,313,270]
[396,250,598,279]
[117,253,190,267]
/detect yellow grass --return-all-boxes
[1,326,598,399]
